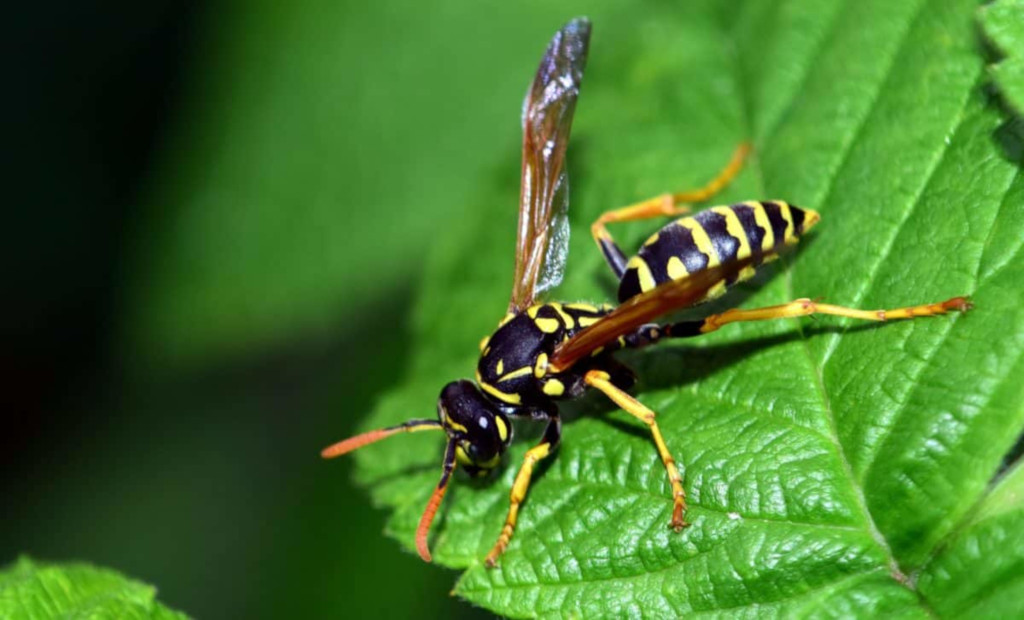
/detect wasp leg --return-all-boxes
[485,417,561,568]
[584,369,688,531]
[649,296,973,339]
[591,143,750,278]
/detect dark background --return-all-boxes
[2,1,585,616]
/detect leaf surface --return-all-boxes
[980,0,1024,116]
[348,0,1024,616]
[0,557,186,619]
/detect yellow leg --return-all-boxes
[485,419,560,568]
[584,370,688,531]
[695,296,972,334]
[590,142,750,246]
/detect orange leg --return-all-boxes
[584,370,688,531]
[591,143,750,277]
[485,418,560,567]
[682,296,973,336]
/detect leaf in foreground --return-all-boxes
[0,557,186,619]
[348,1,1024,617]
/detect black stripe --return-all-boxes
[789,204,807,235]
[654,222,710,275]
[733,204,766,256]
[696,209,740,264]
[762,201,789,248]
[618,267,642,303]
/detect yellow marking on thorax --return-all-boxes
[543,379,565,397]
[643,231,660,246]
[667,255,688,280]
[550,303,575,329]
[498,366,532,382]
[778,201,796,243]
[534,353,548,378]
[494,416,509,442]
[534,317,561,333]
[751,202,774,251]
[577,315,602,327]
[479,335,490,352]
[677,219,719,267]
[627,256,657,292]
[712,206,751,259]
[565,303,598,312]
[527,304,542,319]
[476,370,521,405]
[495,359,504,375]
[498,312,516,328]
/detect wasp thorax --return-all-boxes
[437,380,512,476]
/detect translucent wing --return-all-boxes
[550,255,760,372]
[509,18,591,312]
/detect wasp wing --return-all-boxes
[509,18,591,312]
[550,255,760,371]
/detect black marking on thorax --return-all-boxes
[476,302,612,408]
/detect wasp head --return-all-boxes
[438,380,513,476]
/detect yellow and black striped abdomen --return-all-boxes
[617,201,819,303]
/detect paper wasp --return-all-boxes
[322,17,970,567]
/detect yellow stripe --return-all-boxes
[498,366,532,382]
[534,317,560,333]
[495,359,504,375]
[712,206,751,260]
[446,419,468,433]
[577,315,602,327]
[627,256,657,292]
[542,379,565,397]
[751,202,774,251]
[677,218,718,267]
[643,231,660,246]
[498,312,516,327]
[494,416,509,442]
[534,353,548,378]
[476,370,521,404]
[565,303,598,312]
[479,335,490,352]
[667,255,687,280]
[550,303,575,329]
[527,305,541,319]
[702,279,728,302]
[479,380,522,404]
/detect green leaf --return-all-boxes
[980,0,1024,116]
[0,557,187,618]
[347,0,1024,617]
[918,462,1024,617]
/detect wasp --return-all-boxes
[322,18,970,567]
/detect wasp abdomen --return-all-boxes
[617,201,819,303]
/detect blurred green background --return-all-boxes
[2,0,620,616]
